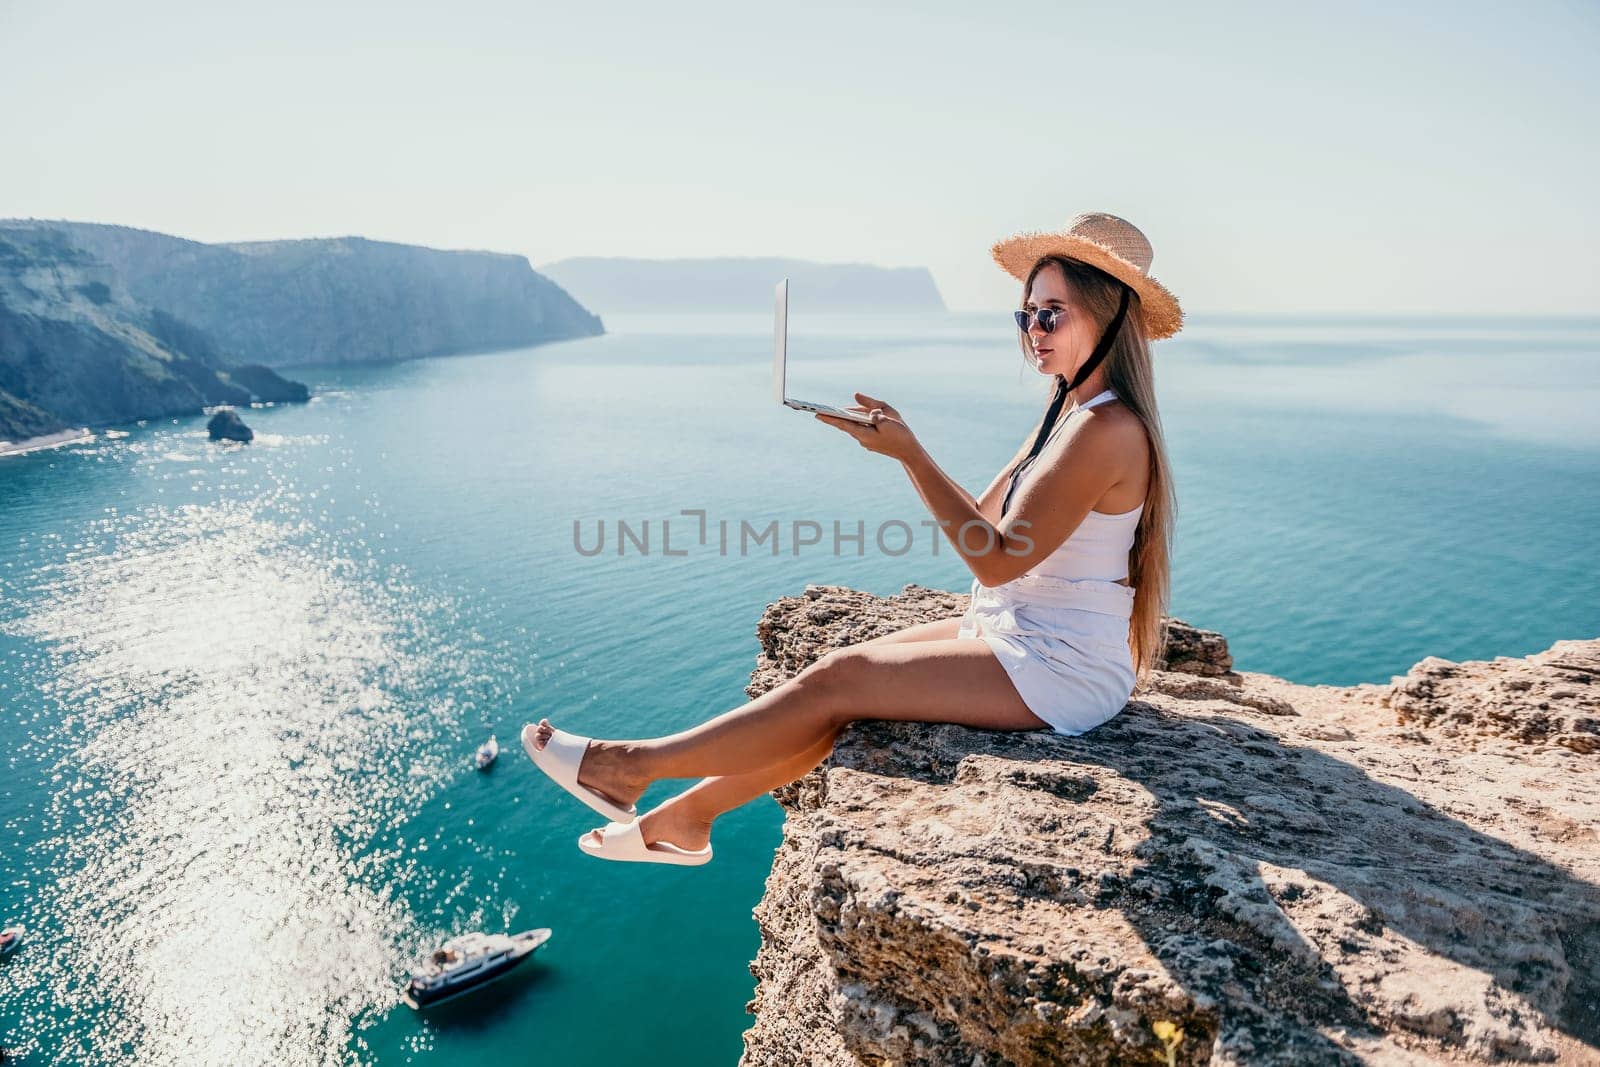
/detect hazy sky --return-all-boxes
[2,0,1595,314]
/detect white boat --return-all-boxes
[402,928,551,1009]
[475,734,499,771]
[0,925,22,957]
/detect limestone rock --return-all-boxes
[740,584,1600,1066]
[1383,640,1599,755]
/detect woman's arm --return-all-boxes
[901,411,1131,587]
[815,393,1125,587]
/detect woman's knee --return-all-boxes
[795,648,873,725]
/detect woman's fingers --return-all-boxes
[815,411,914,460]
[854,392,898,417]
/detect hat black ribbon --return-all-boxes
[1000,283,1133,518]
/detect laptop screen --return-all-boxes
[773,278,788,403]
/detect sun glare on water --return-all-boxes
[3,496,502,1065]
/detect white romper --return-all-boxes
[956,387,1141,736]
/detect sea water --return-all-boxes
[1,311,1596,1064]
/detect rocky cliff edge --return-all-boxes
[739,583,1599,1066]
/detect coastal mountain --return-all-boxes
[0,226,306,443]
[9,221,604,369]
[538,256,946,314]
[740,585,1600,1065]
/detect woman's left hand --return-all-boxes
[815,392,922,463]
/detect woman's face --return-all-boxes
[1022,262,1095,379]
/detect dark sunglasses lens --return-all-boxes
[1013,310,1029,331]
[1038,308,1060,333]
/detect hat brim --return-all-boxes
[991,234,1184,340]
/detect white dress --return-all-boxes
[956,388,1141,735]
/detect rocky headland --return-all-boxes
[0,226,308,445]
[22,221,604,368]
[739,584,1599,1066]
[0,220,604,446]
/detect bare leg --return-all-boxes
[582,723,846,852]
[642,625,1046,775]
[582,620,955,851]
[528,616,971,810]
[536,616,1051,840]
[850,616,969,651]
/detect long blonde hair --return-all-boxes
[1017,256,1176,687]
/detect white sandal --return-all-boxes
[577,819,712,866]
[520,723,638,823]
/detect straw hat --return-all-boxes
[991,212,1183,339]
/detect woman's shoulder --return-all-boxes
[1077,398,1147,451]
[1071,400,1150,485]
[1031,401,1142,481]
[1078,400,1151,505]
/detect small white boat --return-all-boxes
[0,925,22,957]
[402,928,551,1009]
[475,734,499,771]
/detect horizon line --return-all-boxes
[5,217,1597,319]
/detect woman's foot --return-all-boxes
[525,718,650,811]
[582,796,713,853]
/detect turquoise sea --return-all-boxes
[1,311,1597,1064]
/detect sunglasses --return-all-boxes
[1013,306,1068,334]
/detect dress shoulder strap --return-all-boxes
[1074,388,1119,412]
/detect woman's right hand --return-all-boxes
[815,391,921,462]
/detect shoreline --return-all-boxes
[0,428,93,458]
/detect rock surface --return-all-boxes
[206,408,253,443]
[740,583,1600,1066]
[1385,644,1600,755]
[220,363,311,404]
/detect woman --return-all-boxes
[523,212,1181,866]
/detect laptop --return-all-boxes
[773,279,875,424]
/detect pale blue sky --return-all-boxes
[2,0,1595,314]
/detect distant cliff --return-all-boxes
[0,226,307,444]
[538,256,946,314]
[741,584,1600,1066]
[5,221,604,368]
